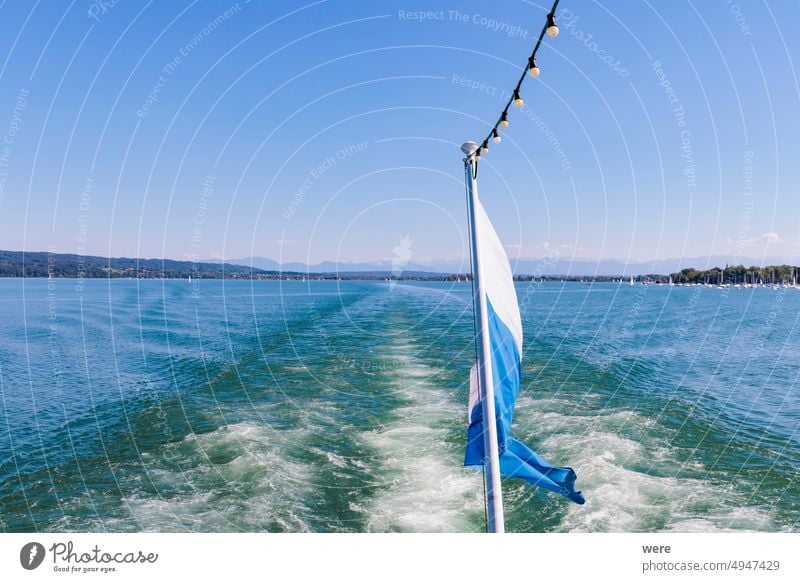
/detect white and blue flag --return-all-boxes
[464,198,585,505]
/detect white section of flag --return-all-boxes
[474,198,523,353]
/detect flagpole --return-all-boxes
[462,141,505,533]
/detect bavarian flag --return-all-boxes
[464,197,585,505]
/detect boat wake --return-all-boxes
[359,339,484,532]
[510,401,777,532]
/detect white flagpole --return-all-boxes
[462,141,505,533]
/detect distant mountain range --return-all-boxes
[2,249,792,280]
[210,255,792,277]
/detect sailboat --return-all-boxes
[461,142,583,533]
[629,276,635,286]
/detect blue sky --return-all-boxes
[0,0,798,266]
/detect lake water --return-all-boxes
[0,279,798,532]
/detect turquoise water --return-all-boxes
[0,279,798,532]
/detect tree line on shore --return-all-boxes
[2,251,797,285]
[0,250,272,279]
[670,264,799,285]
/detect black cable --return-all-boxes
[474,0,560,158]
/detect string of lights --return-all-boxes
[473,0,560,160]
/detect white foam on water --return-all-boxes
[665,506,776,532]
[358,345,484,532]
[513,404,778,532]
[118,422,318,532]
[283,365,309,373]
[305,446,359,471]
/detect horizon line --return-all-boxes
[1,248,792,266]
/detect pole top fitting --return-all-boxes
[461,141,479,156]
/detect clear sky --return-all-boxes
[0,1,798,266]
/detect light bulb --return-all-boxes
[492,128,501,144]
[546,13,558,37]
[481,141,489,154]
[499,112,509,128]
[528,56,540,77]
[513,89,523,108]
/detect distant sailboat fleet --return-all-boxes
[271,270,800,289]
[617,267,800,290]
